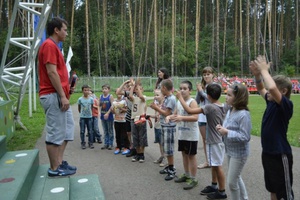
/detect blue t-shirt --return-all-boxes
[100,94,114,121]
[77,96,93,118]
[261,94,293,154]
[160,94,176,127]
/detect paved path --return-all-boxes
[35,104,300,200]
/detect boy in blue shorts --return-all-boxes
[250,55,294,200]
[150,79,177,181]
[177,83,228,199]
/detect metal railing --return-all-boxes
[74,76,203,93]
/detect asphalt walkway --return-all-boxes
[35,104,300,200]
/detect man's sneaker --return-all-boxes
[200,186,218,195]
[48,166,76,177]
[81,143,86,149]
[139,156,145,163]
[183,179,198,190]
[61,160,77,171]
[122,148,130,155]
[175,174,189,183]
[89,143,94,149]
[165,168,176,181]
[159,166,169,174]
[153,156,164,164]
[132,155,140,162]
[206,190,227,199]
[114,148,121,154]
[101,145,108,150]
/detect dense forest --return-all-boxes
[0,0,299,77]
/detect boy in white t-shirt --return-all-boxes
[177,83,228,199]
[168,80,199,190]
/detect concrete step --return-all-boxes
[0,135,6,159]
[27,164,69,200]
[70,174,105,200]
[28,165,105,200]
[0,149,39,200]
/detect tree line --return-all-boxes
[0,0,299,77]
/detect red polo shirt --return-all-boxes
[38,38,70,99]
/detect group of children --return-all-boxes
[77,55,294,200]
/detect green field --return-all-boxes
[6,93,300,151]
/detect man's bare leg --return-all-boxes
[47,144,59,170]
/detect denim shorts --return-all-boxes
[40,93,74,145]
[154,128,162,143]
[198,122,207,127]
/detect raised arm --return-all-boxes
[175,90,203,114]
[249,58,267,99]
[116,80,130,95]
[254,55,282,104]
[195,83,208,104]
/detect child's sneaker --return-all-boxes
[89,143,94,149]
[101,145,108,150]
[114,148,121,154]
[107,145,113,150]
[122,148,130,155]
[97,139,102,144]
[153,156,164,164]
[200,186,218,195]
[81,142,86,149]
[183,179,198,190]
[206,190,227,199]
[165,168,176,181]
[132,155,140,162]
[159,166,169,174]
[139,156,145,163]
[174,174,189,183]
[159,158,167,167]
[126,148,136,157]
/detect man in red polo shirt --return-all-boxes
[38,17,76,177]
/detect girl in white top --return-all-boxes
[195,66,214,169]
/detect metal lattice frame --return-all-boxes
[0,0,53,129]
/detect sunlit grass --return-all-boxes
[5,93,300,151]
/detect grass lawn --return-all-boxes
[6,92,300,151]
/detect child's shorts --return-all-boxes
[154,128,162,143]
[131,120,148,147]
[161,126,176,156]
[126,120,131,132]
[206,143,225,166]
[178,140,198,155]
[262,153,294,200]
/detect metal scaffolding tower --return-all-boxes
[0,0,53,129]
